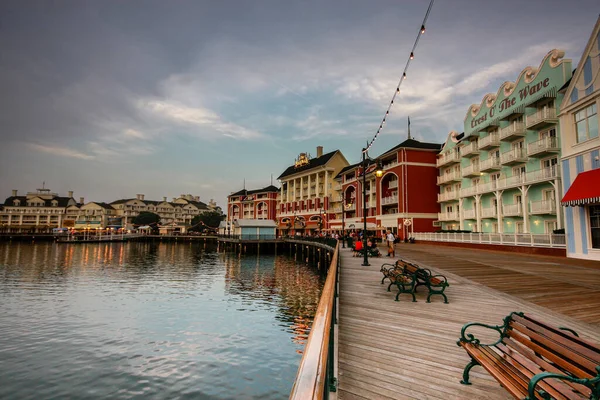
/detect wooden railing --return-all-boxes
[289,243,339,400]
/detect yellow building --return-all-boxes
[277,146,349,233]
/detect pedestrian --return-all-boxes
[386,230,395,257]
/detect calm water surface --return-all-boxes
[0,241,324,400]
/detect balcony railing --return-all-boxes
[500,147,527,165]
[438,211,459,221]
[526,108,557,129]
[503,203,522,216]
[481,207,497,218]
[437,152,460,167]
[438,191,459,202]
[437,171,462,185]
[499,122,526,141]
[478,132,500,149]
[381,196,398,205]
[461,141,479,157]
[527,137,559,157]
[413,232,565,248]
[530,200,556,214]
[462,164,481,177]
[463,209,476,219]
[480,157,501,172]
[387,181,398,189]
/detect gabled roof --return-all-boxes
[277,150,339,179]
[110,198,135,205]
[3,195,74,207]
[230,184,280,197]
[188,201,208,210]
[379,138,442,157]
[334,162,362,179]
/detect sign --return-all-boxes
[403,219,413,227]
[241,195,255,202]
[294,152,311,168]
[470,78,550,129]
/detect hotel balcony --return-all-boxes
[346,204,356,211]
[503,203,523,217]
[462,164,481,177]
[383,161,399,170]
[480,207,497,218]
[463,209,476,219]
[480,157,501,172]
[436,152,460,167]
[530,200,557,215]
[527,137,560,158]
[501,148,527,165]
[438,191,459,202]
[526,108,557,129]
[387,181,398,189]
[438,211,459,221]
[437,171,462,185]
[461,141,480,158]
[478,132,500,150]
[381,196,398,206]
[500,122,526,141]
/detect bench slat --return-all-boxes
[517,314,600,364]
[500,339,592,398]
[462,343,529,399]
[509,320,597,377]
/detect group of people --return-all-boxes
[349,229,397,258]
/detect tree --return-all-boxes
[190,211,224,232]
[132,212,160,226]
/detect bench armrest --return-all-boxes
[526,366,600,400]
[457,312,524,347]
[429,274,448,285]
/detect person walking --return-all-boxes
[386,230,395,257]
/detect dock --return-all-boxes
[336,244,600,399]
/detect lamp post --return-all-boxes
[341,195,346,248]
[361,148,384,266]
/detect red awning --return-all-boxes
[561,169,600,207]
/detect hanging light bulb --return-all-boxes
[420,25,426,34]
[396,87,400,93]
[410,52,414,60]
[403,72,407,80]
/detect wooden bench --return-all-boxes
[380,260,449,303]
[457,312,600,399]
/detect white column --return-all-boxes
[458,198,464,230]
[521,186,530,233]
[315,173,320,197]
[495,191,503,234]
[553,180,562,229]
[475,195,482,232]
[324,171,329,198]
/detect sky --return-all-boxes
[1,0,598,207]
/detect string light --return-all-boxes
[363,0,435,154]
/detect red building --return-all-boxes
[227,185,279,224]
[333,138,441,240]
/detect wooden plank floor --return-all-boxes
[336,246,600,400]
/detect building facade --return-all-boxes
[437,49,573,234]
[227,185,279,222]
[277,146,349,234]
[0,188,77,233]
[559,17,600,260]
[331,138,441,239]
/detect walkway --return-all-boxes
[336,245,600,400]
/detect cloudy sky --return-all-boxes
[1,1,597,207]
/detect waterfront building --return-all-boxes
[74,202,118,230]
[0,188,77,233]
[331,138,441,239]
[227,185,279,221]
[110,194,218,233]
[437,49,573,234]
[277,146,349,235]
[559,17,600,260]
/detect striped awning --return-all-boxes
[524,87,557,107]
[561,169,600,206]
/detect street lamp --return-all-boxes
[361,148,383,266]
[340,194,349,248]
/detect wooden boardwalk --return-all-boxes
[336,245,600,400]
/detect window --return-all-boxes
[590,205,600,249]
[489,150,500,159]
[540,128,556,139]
[545,220,557,234]
[513,165,526,176]
[575,103,598,143]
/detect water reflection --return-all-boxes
[0,242,323,400]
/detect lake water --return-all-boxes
[0,241,324,400]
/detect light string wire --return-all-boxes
[363,0,435,154]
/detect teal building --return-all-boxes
[437,49,573,234]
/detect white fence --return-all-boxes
[413,232,566,248]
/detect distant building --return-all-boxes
[277,146,349,234]
[0,188,77,233]
[559,17,600,260]
[74,202,117,230]
[227,185,279,221]
[332,138,441,239]
[437,49,573,234]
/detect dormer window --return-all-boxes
[52,201,58,207]
[14,200,20,206]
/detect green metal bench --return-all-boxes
[457,312,600,399]
[379,262,416,302]
[396,259,449,303]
